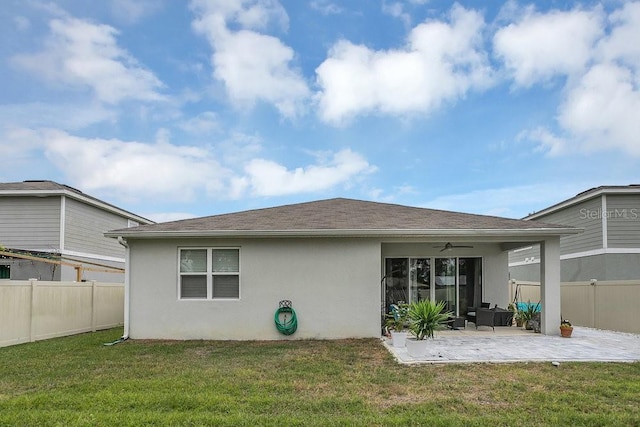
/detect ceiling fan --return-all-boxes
[433,242,474,252]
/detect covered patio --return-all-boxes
[384,327,640,364]
[381,236,572,336]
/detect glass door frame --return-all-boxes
[383,256,483,318]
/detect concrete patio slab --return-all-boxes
[383,327,640,364]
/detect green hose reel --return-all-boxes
[274,300,298,335]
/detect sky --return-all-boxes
[1,0,639,223]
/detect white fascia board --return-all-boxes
[105,227,581,240]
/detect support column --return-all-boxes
[540,238,561,335]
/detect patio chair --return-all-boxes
[465,308,476,325]
[475,308,495,331]
[465,303,490,325]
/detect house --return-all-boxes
[509,185,640,282]
[105,198,579,340]
[0,180,153,282]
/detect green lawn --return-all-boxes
[1,329,639,426]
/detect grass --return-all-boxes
[1,329,639,426]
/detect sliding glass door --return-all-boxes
[435,258,456,314]
[410,258,430,303]
[384,257,481,318]
[458,257,482,317]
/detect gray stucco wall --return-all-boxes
[127,237,382,340]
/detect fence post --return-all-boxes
[91,280,97,332]
[591,279,597,329]
[29,280,36,342]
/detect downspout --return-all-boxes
[117,236,130,340]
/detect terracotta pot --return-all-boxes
[560,326,573,338]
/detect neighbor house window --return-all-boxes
[179,248,240,299]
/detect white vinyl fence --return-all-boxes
[0,280,124,348]
[509,279,640,334]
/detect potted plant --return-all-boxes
[518,301,540,330]
[514,309,525,327]
[560,319,573,338]
[507,303,517,326]
[385,304,409,347]
[405,300,452,357]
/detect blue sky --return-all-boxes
[1,0,638,222]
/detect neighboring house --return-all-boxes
[509,185,640,282]
[105,198,578,340]
[0,180,153,282]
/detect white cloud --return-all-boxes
[190,0,289,32]
[0,102,117,131]
[517,127,568,157]
[212,30,310,117]
[111,0,162,24]
[110,0,162,24]
[382,2,411,27]
[238,149,376,197]
[11,128,229,202]
[310,1,343,15]
[179,111,220,135]
[190,0,309,118]
[596,2,640,69]
[315,4,494,125]
[12,16,165,104]
[557,63,640,156]
[493,7,603,87]
[3,127,375,202]
[510,3,640,158]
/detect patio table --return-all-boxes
[493,307,514,326]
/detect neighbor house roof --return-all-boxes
[526,184,640,220]
[106,198,579,239]
[0,180,153,225]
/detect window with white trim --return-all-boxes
[179,248,240,299]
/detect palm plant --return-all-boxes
[407,299,452,340]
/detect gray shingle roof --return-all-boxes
[0,180,83,193]
[107,198,577,238]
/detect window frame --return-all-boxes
[178,247,241,300]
